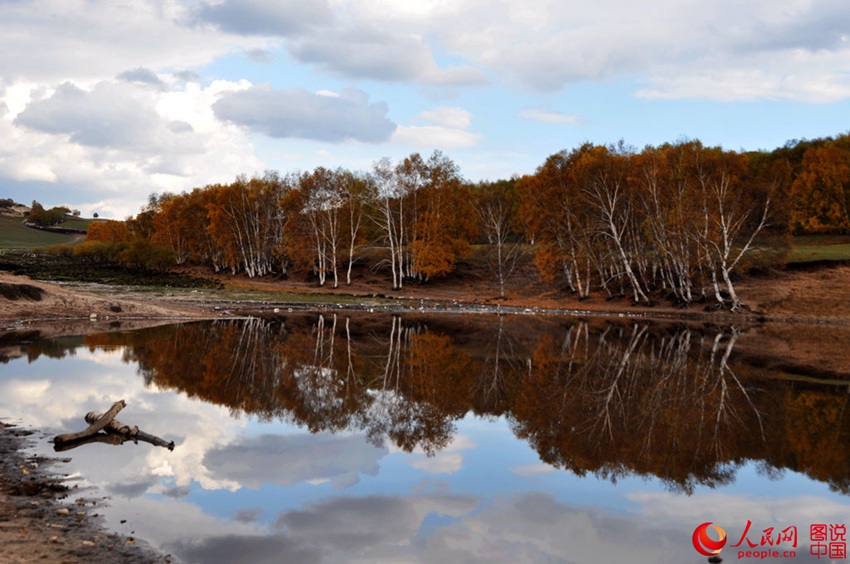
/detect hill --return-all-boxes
[0,202,95,249]
[0,215,86,248]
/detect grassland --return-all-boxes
[0,215,84,248]
[787,235,850,264]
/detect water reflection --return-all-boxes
[9,314,850,496]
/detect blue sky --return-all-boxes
[1,0,849,219]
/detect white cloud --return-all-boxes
[193,0,334,36]
[213,85,397,143]
[337,0,850,102]
[418,107,472,129]
[394,107,482,149]
[0,0,272,83]
[0,77,262,218]
[288,23,486,87]
[519,109,581,124]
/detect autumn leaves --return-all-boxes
[79,133,850,308]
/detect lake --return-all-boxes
[1,313,848,563]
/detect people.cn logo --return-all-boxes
[693,522,728,556]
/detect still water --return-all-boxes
[1,313,849,563]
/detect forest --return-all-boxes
[68,133,850,310]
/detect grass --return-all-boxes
[0,215,83,248]
[787,235,850,264]
[58,217,94,231]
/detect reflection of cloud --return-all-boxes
[233,509,263,524]
[630,490,850,550]
[403,434,475,475]
[162,490,746,563]
[103,485,840,564]
[204,433,388,489]
[511,463,556,476]
[96,495,262,555]
[161,485,191,499]
[108,476,159,499]
[147,493,477,564]
[0,348,248,495]
[174,534,319,564]
[2,379,52,404]
[410,451,463,474]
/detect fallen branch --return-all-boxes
[52,400,125,444]
[51,400,174,452]
[83,412,174,451]
[53,432,125,452]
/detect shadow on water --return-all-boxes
[5,312,850,496]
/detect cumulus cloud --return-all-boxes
[393,107,482,149]
[343,0,850,102]
[118,67,167,90]
[193,0,334,36]
[213,85,397,143]
[0,0,272,83]
[289,24,487,87]
[14,81,176,151]
[519,108,581,124]
[0,77,264,218]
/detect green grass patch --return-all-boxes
[58,216,94,230]
[0,215,83,248]
[787,235,850,264]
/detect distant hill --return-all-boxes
[0,202,95,249]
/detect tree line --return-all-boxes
[76,133,850,309]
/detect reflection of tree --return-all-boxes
[274,313,365,432]
[510,322,773,493]
[472,315,522,415]
[364,317,473,455]
[64,315,850,494]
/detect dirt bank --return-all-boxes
[4,259,850,325]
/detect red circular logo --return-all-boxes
[693,522,727,556]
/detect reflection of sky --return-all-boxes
[0,340,847,563]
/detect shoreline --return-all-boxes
[0,421,169,564]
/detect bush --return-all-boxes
[43,244,75,258]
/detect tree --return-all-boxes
[789,145,850,233]
[206,174,290,277]
[283,167,345,287]
[472,178,523,298]
[695,145,771,309]
[409,151,477,280]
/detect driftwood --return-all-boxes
[52,400,174,452]
[53,432,126,452]
[83,411,175,450]
[52,400,126,444]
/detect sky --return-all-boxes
[1,0,849,219]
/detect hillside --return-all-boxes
[0,203,92,248]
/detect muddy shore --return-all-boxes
[0,421,170,563]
